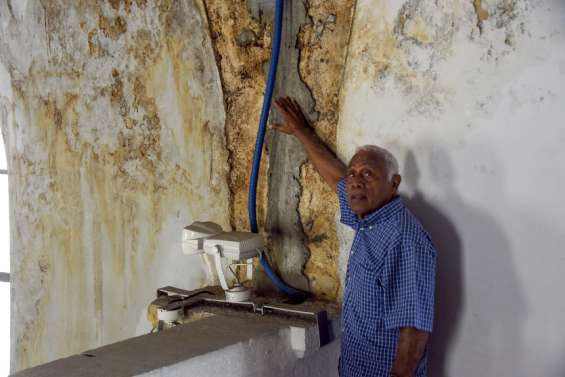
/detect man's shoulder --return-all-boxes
[395,206,435,252]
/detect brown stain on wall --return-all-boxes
[108,0,147,12]
[8,0,230,370]
[298,0,356,301]
[99,14,128,40]
[474,0,490,22]
[203,0,356,300]
[473,0,490,33]
[342,0,454,107]
[202,0,271,232]
[351,14,412,86]
[11,93,91,366]
[402,16,433,44]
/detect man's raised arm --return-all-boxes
[270,97,346,191]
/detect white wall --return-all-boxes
[0,58,12,377]
[337,0,565,376]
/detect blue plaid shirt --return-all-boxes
[337,179,436,377]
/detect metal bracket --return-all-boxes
[155,286,332,348]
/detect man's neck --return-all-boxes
[356,195,397,220]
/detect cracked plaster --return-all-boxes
[0,0,229,370]
[0,0,356,370]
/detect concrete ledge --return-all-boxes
[12,313,341,377]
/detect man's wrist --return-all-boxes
[293,125,311,139]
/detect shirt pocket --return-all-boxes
[358,253,385,303]
[359,249,386,277]
[352,253,386,341]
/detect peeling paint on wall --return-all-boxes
[473,0,490,32]
[0,0,230,370]
[204,0,355,300]
[297,0,356,301]
[201,0,280,292]
[202,0,271,236]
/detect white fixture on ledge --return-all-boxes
[182,221,264,302]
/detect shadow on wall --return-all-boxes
[402,147,526,377]
[402,150,463,377]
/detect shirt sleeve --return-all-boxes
[382,239,436,332]
[336,178,358,228]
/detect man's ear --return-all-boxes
[392,174,402,193]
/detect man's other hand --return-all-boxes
[270,96,308,135]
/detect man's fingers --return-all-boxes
[280,97,292,110]
[286,97,301,115]
[274,98,291,114]
[274,96,303,120]
[290,98,301,113]
[269,122,292,135]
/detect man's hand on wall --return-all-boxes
[270,96,309,135]
[270,96,345,190]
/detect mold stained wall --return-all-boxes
[0,0,231,370]
[297,0,355,300]
[338,0,565,376]
[204,0,355,301]
[0,0,356,371]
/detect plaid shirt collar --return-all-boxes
[342,195,404,228]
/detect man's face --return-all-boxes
[345,150,401,219]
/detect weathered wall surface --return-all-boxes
[297,0,355,300]
[0,0,356,371]
[0,0,231,370]
[202,0,270,234]
[338,0,565,375]
[203,0,355,298]
[4,0,564,375]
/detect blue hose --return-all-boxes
[247,0,306,302]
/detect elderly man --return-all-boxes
[271,97,436,377]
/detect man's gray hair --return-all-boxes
[355,145,399,180]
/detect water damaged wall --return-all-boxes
[204,0,355,299]
[2,0,564,375]
[338,0,565,375]
[0,0,355,370]
[0,0,231,370]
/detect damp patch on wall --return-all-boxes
[0,0,230,369]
